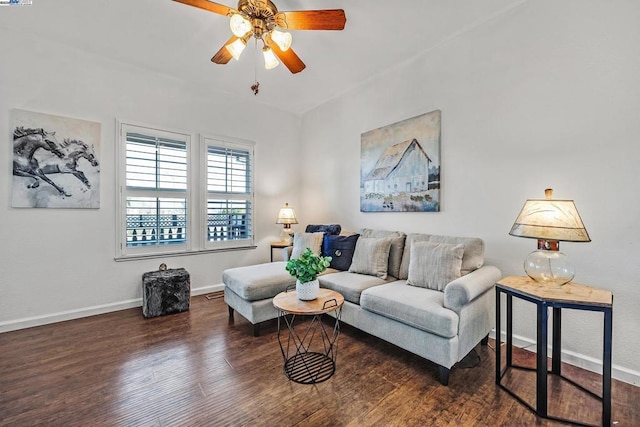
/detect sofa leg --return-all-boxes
[227,306,234,322]
[481,334,489,346]
[438,366,450,386]
[253,323,260,337]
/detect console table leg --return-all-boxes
[552,307,562,375]
[536,303,548,417]
[603,307,613,427]
[506,294,513,367]
[495,289,501,383]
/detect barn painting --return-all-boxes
[361,110,440,212]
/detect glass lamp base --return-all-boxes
[524,249,575,286]
[280,228,294,244]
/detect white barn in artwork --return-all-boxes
[363,139,432,195]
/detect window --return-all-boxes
[203,136,254,249]
[116,122,254,259]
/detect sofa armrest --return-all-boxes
[444,265,502,313]
[282,246,293,262]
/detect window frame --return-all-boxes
[115,121,256,260]
[116,121,193,258]
[201,134,255,251]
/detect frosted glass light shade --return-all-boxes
[226,38,246,61]
[230,14,251,37]
[524,249,575,286]
[262,47,279,69]
[270,29,292,51]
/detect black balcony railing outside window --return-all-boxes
[126,213,248,247]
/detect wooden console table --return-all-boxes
[495,276,613,427]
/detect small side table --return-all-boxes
[270,241,292,262]
[273,288,344,384]
[495,276,613,427]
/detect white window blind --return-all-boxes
[124,130,188,249]
[205,139,253,246]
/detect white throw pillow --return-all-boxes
[290,232,324,259]
[348,237,392,279]
[407,241,465,291]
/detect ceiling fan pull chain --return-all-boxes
[251,37,260,95]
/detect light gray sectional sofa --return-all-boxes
[223,228,501,385]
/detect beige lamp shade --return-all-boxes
[509,193,590,243]
[276,203,298,226]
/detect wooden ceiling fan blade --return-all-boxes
[173,0,235,16]
[275,10,346,30]
[267,39,306,74]
[211,36,238,64]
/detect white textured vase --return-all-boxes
[296,279,319,301]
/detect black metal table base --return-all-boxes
[277,310,342,385]
[283,352,335,384]
[496,286,613,427]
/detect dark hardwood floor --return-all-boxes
[1,294,638,426]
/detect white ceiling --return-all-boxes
[1,0,523,115]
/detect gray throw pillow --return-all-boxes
[290,232,324,259]
[348,237,392,279]
[359,228,406,279]
[407,241,465,291]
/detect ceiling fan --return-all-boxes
[173,0,346,74]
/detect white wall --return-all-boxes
[0,28,301,330]
[300,1,640,384]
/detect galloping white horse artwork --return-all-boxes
[11,110,101,208]
[39,138,100,192]
[13,127,71,197]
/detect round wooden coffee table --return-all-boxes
[273,288,344,384]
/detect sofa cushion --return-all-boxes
[223,262,295,301]
[290,232,324,259]
[399,234,485,279]
[305,224,342,235]
[322,234,360,271]
[360,281,459,338]
[319,271,389,304]
[349,237,392,279]
[407,241,464,291]
[359,229,406,279]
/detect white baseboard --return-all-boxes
[490,329,640,387]
[191,283,224,296]
[0,283,226,334]
[0,299,142,333]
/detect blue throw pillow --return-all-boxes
[306,224,342,235]
[322,234,360,271]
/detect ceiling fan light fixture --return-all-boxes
[270,29,292,51]
[229,13,251,37]
[262,46,279,69]
[226,38,247,61]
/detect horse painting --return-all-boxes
[13,127,71,197]
[39,138,100,191]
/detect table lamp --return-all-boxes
[509,189,590,286]
[276,202,298,243]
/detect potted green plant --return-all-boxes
[285,248,332,300]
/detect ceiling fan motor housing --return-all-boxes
[237,0,279,37]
